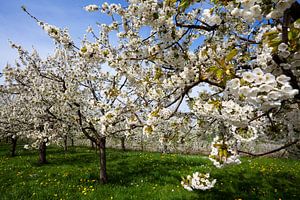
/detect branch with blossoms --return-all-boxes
[22,6,79,50]
[175,13,219,32]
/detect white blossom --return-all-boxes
[84,5,99,12]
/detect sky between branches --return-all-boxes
[0,0,126,72]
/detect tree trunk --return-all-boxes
[64,135,68,152]
[121,137,126,151]
[162,144,168,154]
[11,137,17,157]
[98,137,108,184]
[39,142,47,164]
[91,140,95,149]
[71,138,74,146]
[141,134,144,152]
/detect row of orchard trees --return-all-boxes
[0,41,147,183]
[1,0,300,185]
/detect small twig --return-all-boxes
[21,6,40,23]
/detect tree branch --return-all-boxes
[238,139,299,157]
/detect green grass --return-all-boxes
[0,144,299,200]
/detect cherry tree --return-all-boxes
[80,0,300,167]
[0,92,25,157]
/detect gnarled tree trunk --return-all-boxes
[11,137,17,157]
[140,134,144,151]
[63,135,68,152]
[91,139,95,149]
[98,137,107,184]
[162,144,168,154]
[39,141,47,164]
[121,137,126,151]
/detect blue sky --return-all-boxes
[0,0,125,73]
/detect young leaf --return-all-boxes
[226,49,238,62]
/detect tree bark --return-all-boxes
[91,140,95,149]
[11,137,17,157]
[39,141,47,164]
[98,137,108,184]
[141,134,144,152]
[121,137,126,151]
[238,139,299,157]
[64,135,68,152]
[162,144,168,154]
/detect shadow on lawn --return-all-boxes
[33,152,97,167]
[108,153,300,199]
[107,154,209,186]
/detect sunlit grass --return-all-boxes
[0,144,299,200]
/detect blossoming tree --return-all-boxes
[81,0,300,169]
[0,92,25,157]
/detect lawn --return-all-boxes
[0,144,299,200]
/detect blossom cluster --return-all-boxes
[84,5,99,12]
[193,99,255,127]
[181,172,216,191]
[142,108,172,136]
[38,22,72,47]
[166,65,199,88]
[230,0,262,22]
[266,0,296,19]
[230,125,258,142]
[202,9,222,26]
[209,136,241,168]
[226,68,298,110]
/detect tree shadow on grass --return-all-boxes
[106,153,300,199]
[202,166,300,200]
[31,152,97,167]
[107,154,209,186]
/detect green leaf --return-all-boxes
[213,143,223,148]
[288,29,298,41]
[226,49,238,62]
[209,100,221,109]
[295,18,300,26]
[266,33,279,41]
[80,46,87,53]
[263,30,278,37]
[216,69,224,80]
[218,149,224,158]
[268,38,282,48]
[166,0,177,6]
[207,65,218,73]
[223,149,228,158]
[154,68,163,80]
[178,0,192,12]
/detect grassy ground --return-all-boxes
[0,144,299,200]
